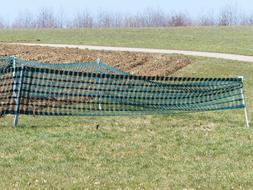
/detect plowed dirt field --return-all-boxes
[0,44,192,76]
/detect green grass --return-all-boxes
[1,27,253,55]
[1,57,253,189]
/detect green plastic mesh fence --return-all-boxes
[0,57,245,120]
[15,57,129,75]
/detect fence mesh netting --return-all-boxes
[0,57,245,117]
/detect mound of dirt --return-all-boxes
[0,44,192,76]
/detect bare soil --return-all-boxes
[0,44,192,76]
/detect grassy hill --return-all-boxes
[1,26,253,55]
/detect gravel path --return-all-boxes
[9,43,253,63]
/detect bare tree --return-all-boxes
[35,8,58,28]
[4,5,253,28]
[218,4,238,26]
[72,11,93,28]
[57,8,65,28]
[0,17,5,28]
[168,12,191,26]
[124,14,140,27]
[199,14,216,26]
[12,11,35,28]
[130,14,145,27]
[142,9,166,27]
[246,15,253,25]
[97,11,114,28]
[112,13,123,27]
[239,13,253,25]
[123,9,167,28]
[96,11,130,28]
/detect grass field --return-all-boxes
[1,26,253,56]
[0,57,253,189]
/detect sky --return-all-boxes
[0,0,252,22]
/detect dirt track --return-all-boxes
[0,44,192,76]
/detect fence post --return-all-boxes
[12,56,16,97]
[238,76,249,128]
[96,58,102,110]
[13,65,25,128]
[12,56,17,127]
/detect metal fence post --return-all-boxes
[13,65,25,128]
[96,58,102,110]
[12,56,16,97]
[238,76,249,128]
[12,56,17,127]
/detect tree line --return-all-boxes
[0,6,253,29]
